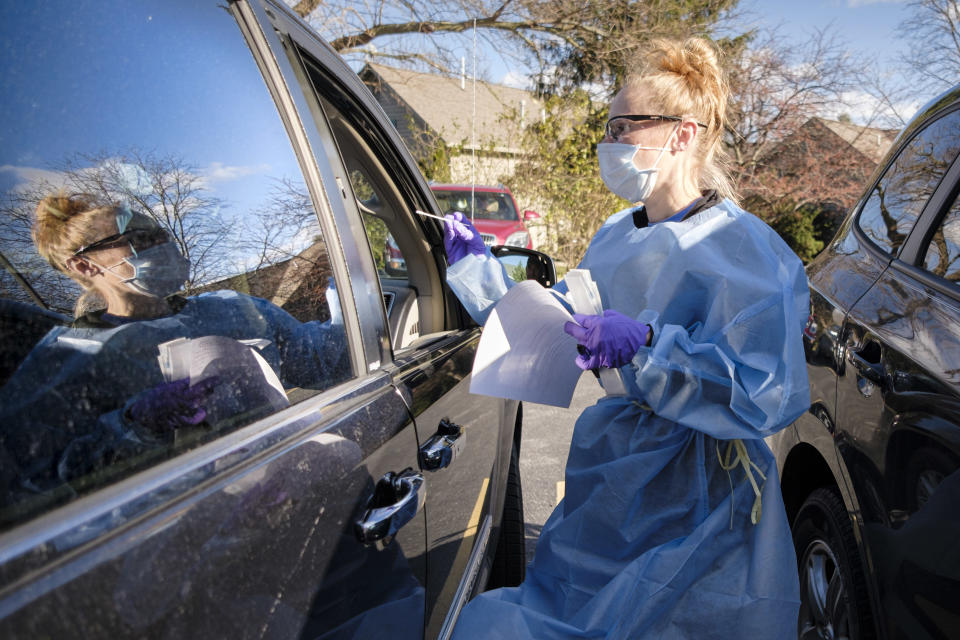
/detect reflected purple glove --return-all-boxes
[443,211,486,264]
[563,310,651,370]
[125,376,220,435]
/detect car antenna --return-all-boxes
[470,17,477,224]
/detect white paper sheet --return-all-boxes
[470,280,583,408]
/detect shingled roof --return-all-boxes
[361,62,544,155]
[812,117,899,164]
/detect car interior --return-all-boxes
[306,72,452,352]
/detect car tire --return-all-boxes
[793,486,875,640]
[487,443,525,589]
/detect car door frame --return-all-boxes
[248,4,520,635]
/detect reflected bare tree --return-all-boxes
[226,177,334,323]
[59,150,230,290]
[240,177,319,273]
[924,201,960,281]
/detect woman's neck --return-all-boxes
[644,183,703,223]
[100,286,170,319]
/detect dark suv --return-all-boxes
[769,84,960,639]
[0,2,530,638]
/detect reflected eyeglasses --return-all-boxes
[74,227,171,255]
[604,115,708,141]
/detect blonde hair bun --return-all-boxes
[32,192,114,277]
[648,39,722,93]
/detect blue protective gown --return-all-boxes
[447,198,810,639]
[0,290,348,503]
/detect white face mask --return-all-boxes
[597,124,678,202]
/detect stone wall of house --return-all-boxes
[448,153,519,185]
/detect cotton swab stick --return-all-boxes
[415,209,450,223]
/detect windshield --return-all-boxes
[432,190,518,222]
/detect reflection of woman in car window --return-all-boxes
[0,194,348,513]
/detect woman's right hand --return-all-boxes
[563,310,651,370]
[443,212,486,264]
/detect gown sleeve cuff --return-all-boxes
[446,250,514,325]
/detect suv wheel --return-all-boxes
[487,443,525,588]
[793,487,874,640]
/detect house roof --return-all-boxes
[362,62,544,154]
[812,117,899,164]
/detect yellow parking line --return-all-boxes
[465,477,490,536]
[556,480,565,504]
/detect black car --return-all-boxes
[0,1,542,637]
[768,84,960,639]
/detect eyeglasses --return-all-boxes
[74,227,171,256]
[604,115,708,141]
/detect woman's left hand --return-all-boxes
[563,310,651,370]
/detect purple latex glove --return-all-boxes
[563,310,651,370]
[125,376,219,435]
[443,211,486,264]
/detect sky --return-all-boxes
[488,0,922,125]
[0,0,320,279]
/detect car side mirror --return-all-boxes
[490,246,557,288]
[522,209,540,221]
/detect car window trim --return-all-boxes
[853,105,960,262]
[888,256,960,303]
[235,0,383,373]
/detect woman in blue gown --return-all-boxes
[444,38,810,639]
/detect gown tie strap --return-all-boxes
[716,439,766,528]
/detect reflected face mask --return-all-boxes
[95,240,190,298]
[90,208,190,298]
[121,241,191,297]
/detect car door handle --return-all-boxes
[847,341,885,398]
[848,348,884,385]
[355,468,425,549]
[419,419,465,471]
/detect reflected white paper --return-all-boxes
[157,335,288,410]
[470,280,582,408]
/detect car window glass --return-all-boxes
[0,0,353,530]
[922,194,960,283]
[857,110,960,255]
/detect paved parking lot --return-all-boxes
[519,374,604,564]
